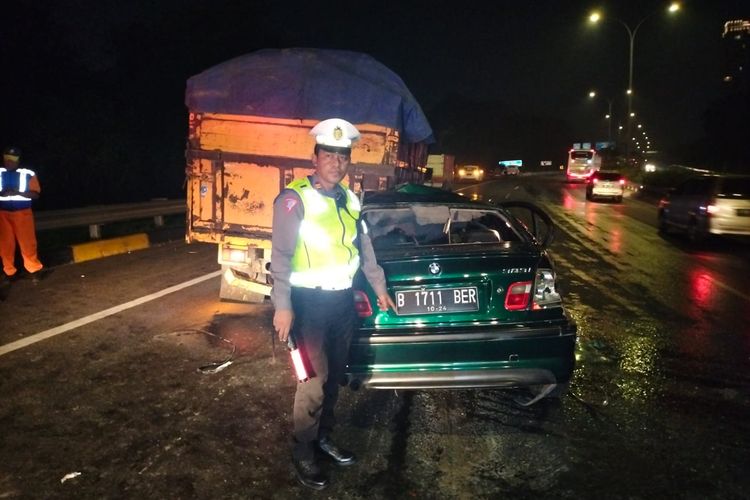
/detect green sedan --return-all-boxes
[349,184,576,405]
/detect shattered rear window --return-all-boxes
[364,205,524,249]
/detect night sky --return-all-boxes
[2,0,746,209]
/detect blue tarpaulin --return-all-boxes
[185,48,433,144]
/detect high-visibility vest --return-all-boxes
[287,178,361,290]
[0,167,37,210]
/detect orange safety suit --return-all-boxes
[0,167,44,277]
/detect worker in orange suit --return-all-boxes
[0,146,45,283]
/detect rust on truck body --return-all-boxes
[186,113,404,246]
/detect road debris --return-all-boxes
[60,472,82,484]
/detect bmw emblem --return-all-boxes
[428,262,442,275]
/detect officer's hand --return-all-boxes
[274,309,294,342]
[376,293,397,312]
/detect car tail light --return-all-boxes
[532,269,562,310]
[658,198,670,208]
[592,178,599,184]
[505,281,532,311]
[353,290,373,317]
[706,204,720,215]
[619,179,626,185]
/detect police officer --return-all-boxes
[271,118,396,490]
[0,146,45,283]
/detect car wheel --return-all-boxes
[687,219,706,244]
[585,190,592,201]
[657,213,670,234]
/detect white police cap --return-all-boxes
[309,118,360,149]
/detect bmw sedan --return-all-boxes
[349,184,577,404]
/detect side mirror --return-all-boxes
[497,200,556,248]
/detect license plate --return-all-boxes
[736,209,750,216]
[395,287,479,315]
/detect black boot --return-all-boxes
[317,436,356,466]
[292,457,328,490]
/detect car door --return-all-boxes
[668,178,708,228]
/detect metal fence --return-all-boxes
[35,199,185,239]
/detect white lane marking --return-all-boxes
[0,270,222,357]
[701,273,750,303]
[555,257,643,316]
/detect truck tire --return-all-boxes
[219,265,268,303]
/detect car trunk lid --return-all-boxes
[359,244,541,328]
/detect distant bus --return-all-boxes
[566,149,602,182]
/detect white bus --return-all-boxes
[566,149,601,182]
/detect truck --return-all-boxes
[184,48,434,302]
[425,154,455,188]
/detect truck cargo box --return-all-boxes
[184,48,434,302]
[186,114,403,246]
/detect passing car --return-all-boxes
[658,174,750,242]
[504,165,520,176]
[349,184,577,405]
[456,165,484,182]
[488,165,505,179]
[586,171,625,202]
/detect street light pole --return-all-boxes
[588,90,614,143]
[589,3,680,162]
[618,19,645,163]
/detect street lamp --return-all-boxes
[588,90,614,142]
[588,3,680,160]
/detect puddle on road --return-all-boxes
[567,305,669,407]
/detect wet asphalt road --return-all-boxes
[1,174,749,499]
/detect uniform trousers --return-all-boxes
[0,209,43,277]
[290,286,356,461]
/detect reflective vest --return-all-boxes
[287,178,361,290]
[0,167,37,210]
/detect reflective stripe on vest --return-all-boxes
[0,168,36,201]
[287,179,361,290]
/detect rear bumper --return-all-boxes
[348,368,563,390]
[591,188,623,198]
[348,321,576,390]
[567,174,590,182]
[710,218,750,235]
